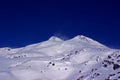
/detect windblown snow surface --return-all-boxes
[0,35,120,80]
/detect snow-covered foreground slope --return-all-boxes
[0,35,120,80]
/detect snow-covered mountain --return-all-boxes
[0,35,120,80]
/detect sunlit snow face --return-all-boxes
[0,35,119,80]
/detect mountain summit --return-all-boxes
[0,35,120,80]
[48,36,63,41]
[71,35,104,46]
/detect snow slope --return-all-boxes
[0,35,120,80]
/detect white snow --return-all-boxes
[0,35,120,80]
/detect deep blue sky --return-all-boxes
[0,0,120,48]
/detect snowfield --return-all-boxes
[0,35,120,80]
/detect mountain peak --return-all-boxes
[48,36,63,41]
[72,35,90,41]
[72,35,104,46]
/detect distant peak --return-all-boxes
[73,35,90,41]
[72,35,104,46]
[48,36,63,41]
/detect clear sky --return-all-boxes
[0,0,120,48]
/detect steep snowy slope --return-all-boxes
[0,35,120,80]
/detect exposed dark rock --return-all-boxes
[113,64,120,70]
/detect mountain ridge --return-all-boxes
[0,35,119,80]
